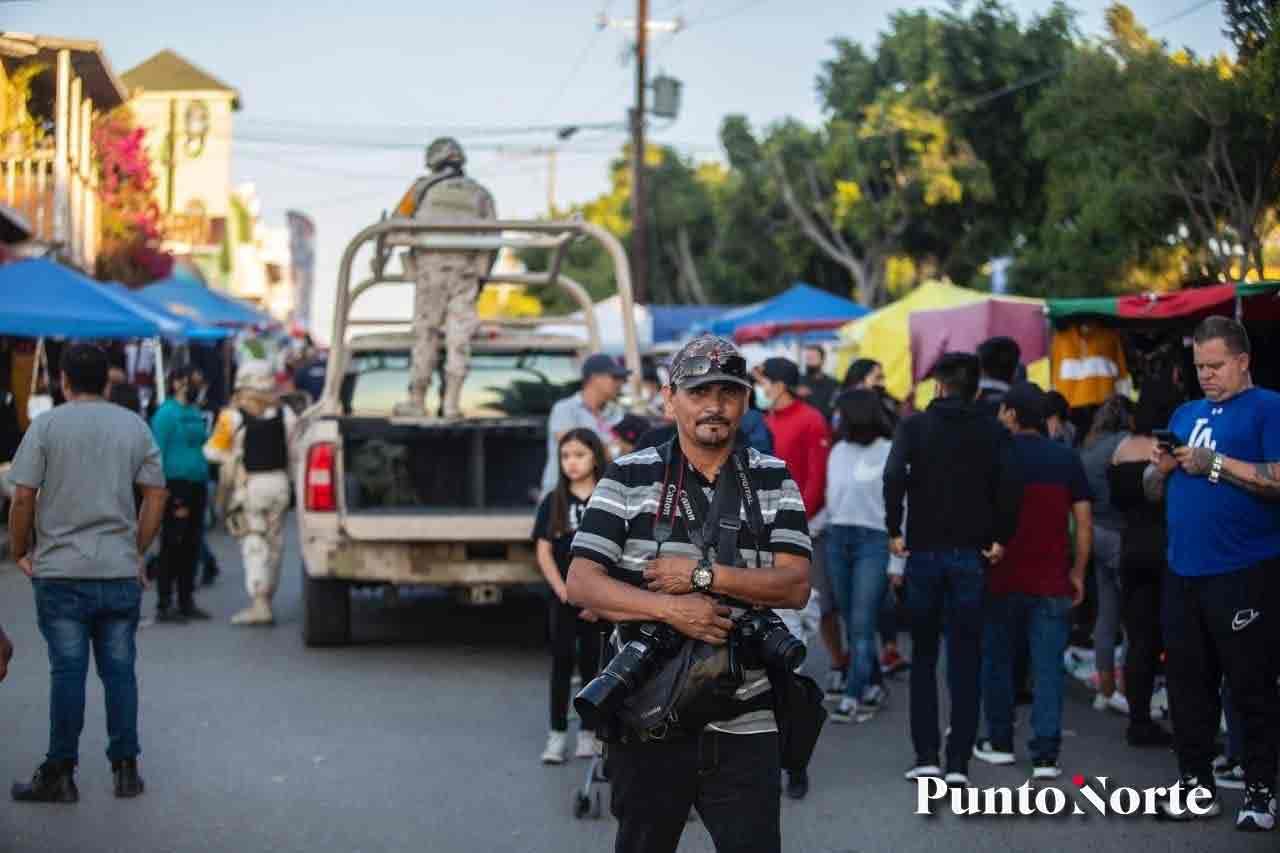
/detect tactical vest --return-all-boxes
[239,409,287,473]
[414,174,493,224]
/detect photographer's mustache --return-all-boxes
[697,417,730,427]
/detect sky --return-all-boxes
[6,0,1232,341]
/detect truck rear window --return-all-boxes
[343,351,579,418]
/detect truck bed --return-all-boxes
[339,416,548,513]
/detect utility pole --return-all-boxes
[631,0,649,304]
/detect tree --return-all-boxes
[1224,0,1278,59]
[93,107,173,285]
[1019,3,1280,294]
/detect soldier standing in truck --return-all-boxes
[392,137,497,418]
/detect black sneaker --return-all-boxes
[904,757,942,781]
[1155,774,1221,821]
[112,759,145,799]
[1031,758,1062,780]
[180,606,212,621]
[12,760,78,803]
[1126,721,1173,748]
[785,768,809,800]
[1236,783,1277,832]
[155,607,186,624]
[973,739,1016,765]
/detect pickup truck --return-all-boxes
[294,218,642,645]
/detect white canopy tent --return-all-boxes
[536,294,654,355]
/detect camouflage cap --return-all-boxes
[667,334,752,391]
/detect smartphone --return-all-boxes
[1152,429,1180,453]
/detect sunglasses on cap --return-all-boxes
[674,354,749,381]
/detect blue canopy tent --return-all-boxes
[100,283,231,341]
[134,270,275,328]
[0,258,167,338]
[649,305,730,344]
[700,283,869,344]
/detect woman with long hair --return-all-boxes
[1080,395,1135,714]
[533,428,610,764]
[825,390,900,723]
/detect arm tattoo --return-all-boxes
[1222,461,1280,501]
[1142,463,1166,504]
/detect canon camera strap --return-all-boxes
[652,440,764,569]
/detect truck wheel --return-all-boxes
[302,567,351,647]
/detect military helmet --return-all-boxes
[425,137,466,170]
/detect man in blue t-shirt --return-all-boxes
[1144,316,1280,831]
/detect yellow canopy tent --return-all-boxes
[836,280,1048,406]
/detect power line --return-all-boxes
[533,24,606,123]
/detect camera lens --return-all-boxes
[573,638,657,730]
[760,625,806,671]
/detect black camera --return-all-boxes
[574,622,683,731]
[733,608,806,672]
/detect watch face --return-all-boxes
[694,567,711,589]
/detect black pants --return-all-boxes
[1121,566,1163,727]
[549,599,607,732]
[158,479,206,612]
[1163,558,1280,787]
[607,731,781,853]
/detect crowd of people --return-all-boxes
[533,317,1279,841]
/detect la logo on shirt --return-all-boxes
[1188,417,1218,450]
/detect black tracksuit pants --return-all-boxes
[1163,557,1280,788]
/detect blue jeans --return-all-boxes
[826,525,888,700]
[33,579,143,764]
[982,593,1072,761]
[905,549,986,769]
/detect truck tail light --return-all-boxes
[305,442,337,512]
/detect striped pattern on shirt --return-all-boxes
[570,443,812,735]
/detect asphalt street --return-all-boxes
[0,520,1272,853]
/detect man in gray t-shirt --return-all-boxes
[7,344,167,804]
[540,354,628,494]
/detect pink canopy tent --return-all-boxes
[909,299,1048,384]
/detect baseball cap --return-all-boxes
[613,413,651,445]
[760,357,801,389]
[1001,381,1047,431]
[582,353,630,381]
[667,335,752,392]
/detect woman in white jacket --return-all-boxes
[205,361,297,625]
[825,390,904,723]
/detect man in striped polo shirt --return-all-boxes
[567,334,812,853]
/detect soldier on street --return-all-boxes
[393,137,497,418]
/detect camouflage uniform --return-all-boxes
[397,138,496,417]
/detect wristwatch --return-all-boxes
[1209,453,1224,485]
[691,557,715,593]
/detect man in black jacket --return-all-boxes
[884,352,1022,785]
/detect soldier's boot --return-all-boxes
[442,373,466,419]
[393,385,428,417]
[230,595,274,626]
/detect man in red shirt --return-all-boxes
[973,382,1092,782]
[758,358,830,519]
[757,356,834,800]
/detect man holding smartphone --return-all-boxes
[1143,317,1280,832]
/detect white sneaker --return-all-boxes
[1215,760,1246,791]
[973,739,1016,765]
[825,669,847,699]
[1150,686,1170,720]
[1092,692,1129,714]
[541,731,568,765]
[1154,774,1222,821]
[905,761,942,781]
[831,697,857,724]
[944,771,969,786]
[1032,759,1062,780]
[575,731,597,760]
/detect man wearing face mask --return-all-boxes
[797,345,839,421]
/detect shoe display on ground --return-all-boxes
[973,739,1016,766]
[1214,759,1246,791]
[904,759,942,781]
[541,731,567,765]
[1236,783,1277,832]
[830,697,857,725]
[785,769,809,800]
[11,761,78,803]
[1031,758,1061,780]
[1154,774,1221,821]
[112,759,145,798]
[574,731,597,760]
